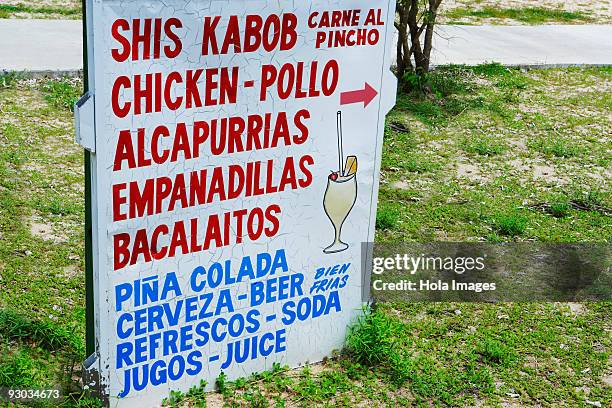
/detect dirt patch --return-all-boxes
[391,180,410,190]
[532,165,567,184]
[306,362,327,376]
[8,88,48,111]
[434,229,451,240]
[576,385,591,394]
[62,265,81,279]
[500,402,526,408]
[456,162,487,182]
[567,302,587,315]
[508,139,528,151]
[525,355,539,369]
[26,215,66,242]
[205,393,224,408]
[508,158,530,172]
[29,218,54,240]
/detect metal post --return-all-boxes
[82,0,94,358]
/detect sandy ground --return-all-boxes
[440,0,612,24]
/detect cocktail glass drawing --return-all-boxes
[323,172,357,253]
[323,111,358,254]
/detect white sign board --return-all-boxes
[80,0,396,405]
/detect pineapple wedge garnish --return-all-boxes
[344,155,358,176]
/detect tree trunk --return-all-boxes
[395,0,443,81]
[395,3,412,78]
[420,0,443,73]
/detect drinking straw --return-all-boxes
[337,111,344,175]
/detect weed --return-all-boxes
[395,95,445,125]
[164,379,208,408]
[0,350,41,387]
[41,79,82,112]
[0,309,83,355]
[461,135,506,156]
[403,66,474,96]
[291,367,353,403]
[402,71,430,92]
[345,309,401,367]
[572,189,606,210]
[469,63,510,77]
[243,389,268,408]
[34,195,81,216]
[1,148,26,167]
[493,213,528,236]
[395,93,483,127]
[550,201,572,218]
[376,206,399,230]
[71,393,104,408]
[496,74,529,90]
[529,136,582,158]
[428,67,474,96]
[403,155,436,173]
[477,339,518,367]
[467,63,530,89]
[216,371,228,394]
[0,71,25,88]
[344,308,497,404]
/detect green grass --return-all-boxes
[529,136,583,158]
[0,70,611,407]
[402,154,438,173]
[0,4,81,19]
[573,190,606,210]
[469,63,512,77]
[477,338,519,367]
[346,308,402,368]
[167,303,611,407]
[0,310,85,406]
[164,380,208,408]
[446,7,592,24]
[492,213,529,237]
[0,77,87,406]
[41,79,82,112]
[549,200,572,218]
[376,205,400,230]
[381,65,611,243]
[1,72,26,88]
[0,309,83,353]
[395,64,532,128]
[461,135,507,156]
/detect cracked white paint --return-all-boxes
[83,0,397,406]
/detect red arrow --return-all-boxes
[340,83,378,108]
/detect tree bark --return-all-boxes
[421,0,443,72]
[395,0,443,80]
[395,3,413,78]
